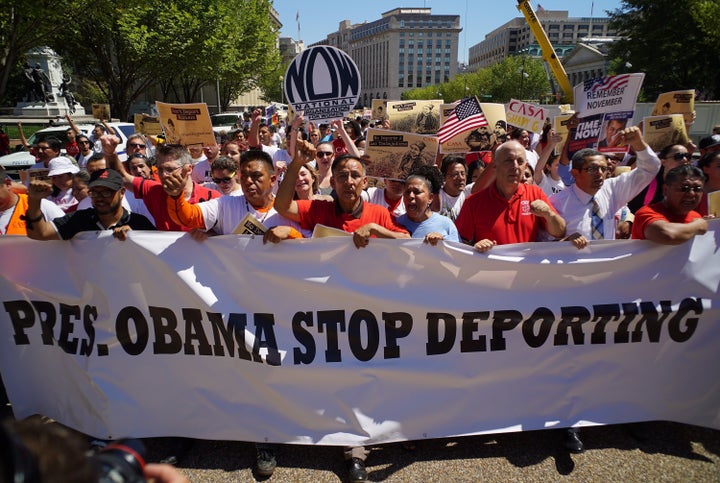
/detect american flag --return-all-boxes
[583,74,630,93]
[437,96,488,143]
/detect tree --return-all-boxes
[0,0,73,105]
[608,0,719,100]
[59,0,281,119]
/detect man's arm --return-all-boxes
[100,119,116,136]
[352,222,410,249]
[24,181,61,240]
[163,170,206,230]
[276,140,316,222]
[530,199,566,239]
[16,122,29,149]
[102,134,135,190]
[65,114,81,134]
[248,108,262,149]
[642,218,708,245]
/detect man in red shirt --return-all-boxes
[105,135,219,230]
[455,140,566,252]
[276,140,409,248]
[632,165,711,243]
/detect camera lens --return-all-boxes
[89,438,147,483]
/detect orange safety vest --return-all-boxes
[4,194,30,236]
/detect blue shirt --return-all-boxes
[397,212,460,242]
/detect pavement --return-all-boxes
[142,422,720,482]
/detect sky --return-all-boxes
[273,1,623,64]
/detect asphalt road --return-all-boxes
[142,421,720,482]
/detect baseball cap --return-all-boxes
[699,134,720,150]
[88,169,124,191]
[47,156,80,177]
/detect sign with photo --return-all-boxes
[92,103,110,120]
[155,101,215,147]
[133,114,163,137]
[371,99,387,120]
[438,101,505,155]
[284,46,361,123]
[643,114,690,153]
[573,73,644,118]
[364,128,438,180]
[597,111,633,154]
[386,100,442,134]
[651,90,695,125]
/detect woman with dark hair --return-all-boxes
[697,150,720,216]
[628,143,692,213]
[433,155,470,221]
[397,165,459,244]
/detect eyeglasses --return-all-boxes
[674,185,703,193]
[212,176,235,184]
[667,152,692,162]
[581,166,609,174]
[88,190,115,198]
[316,151,333,158]
[158,166,182,175]
[128,143,147,149]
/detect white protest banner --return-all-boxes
[573,73,644,118]
[1,227,719,444]
[506,99,548,134]
[284,46,361,123]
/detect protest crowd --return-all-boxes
[1,76,719,482]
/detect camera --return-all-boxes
[88,439,147,483]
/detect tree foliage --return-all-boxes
[0,0,73,105]
[607,0,719,99]
[402,55,551,104]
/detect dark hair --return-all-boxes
[440,155,466,177]
[658,144,687,159]
[41,136,63,152]
[332,154,365,174]
[240,149,274,173]
[89,152,105,162]
[467,159,487,180]
[664,164,706,185]
[345,121,361,138]
[211,155,237,173]
[697,150,720,170]
[571,148,604,170]
[407,164,443,194]
[509,128,528,140]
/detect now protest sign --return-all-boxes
[284,46,361,123]
[573,73,644,118]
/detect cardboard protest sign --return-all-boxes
[155,102,215,147]
[386,100,442,134]
[284,45,361,123]
[437,100,503,155]
[708,191,720,218]
[643,114,690,152]
[133,114,163,137]
[565,113,604,159]
[573,73,644,118]
[506,99,548,135]
[553,113,574,156]
[371,100,387,120]
[651,90,695,125]
[364,128,438,180]
[597,111,633,154]
[92,103,110,120]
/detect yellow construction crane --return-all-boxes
[516,0,574,103]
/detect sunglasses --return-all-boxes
[667,152,691,162]
[675,185,703,193]
[212,176,235,184]
[316,151,333,158]
[128,143,147,149]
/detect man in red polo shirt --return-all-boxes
[275,140,409,248]
[455,140,566,252]
[105,135,219,230]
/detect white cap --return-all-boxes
[47,156,80,177]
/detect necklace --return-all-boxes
[245,197,273,224]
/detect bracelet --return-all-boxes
[20,213,43,223]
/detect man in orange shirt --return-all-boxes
[0,166,63,236]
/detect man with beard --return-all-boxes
[24,168,155,240]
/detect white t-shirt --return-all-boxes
[192,159,212,184]
[362,187,406,218]
[198,195,301,235]
[538,173,565,197]
[0,198,64,234]
[438,183,474,222]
